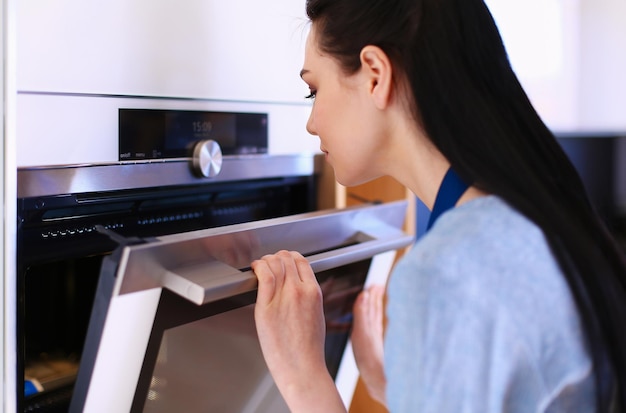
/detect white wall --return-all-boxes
[485,0,626,132]
[579,0,626,131]
[16,0,317,167]
[485,0,581,131]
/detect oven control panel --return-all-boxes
[119,109,268,161]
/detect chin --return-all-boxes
[335,172,377,188]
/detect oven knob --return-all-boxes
[192,140,223,178]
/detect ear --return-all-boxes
[360,45,394,110]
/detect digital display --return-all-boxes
[119,109,268,161]
[163,111,236,152]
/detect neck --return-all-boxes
[385,126,487,209]
[457,185,489,207]
[377,94,487,209]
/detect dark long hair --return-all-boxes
[306,0,626,410]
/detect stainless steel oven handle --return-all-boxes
[161,234,414,305]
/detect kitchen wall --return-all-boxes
[579,0,626,131]
[485,0,581,131]
[485,0,626,132]
[16,0,317,167]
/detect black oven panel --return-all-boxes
[119,109,268,160]
[18,176,314,263]
[17,167,316,413]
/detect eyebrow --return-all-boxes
[299,69,310,79]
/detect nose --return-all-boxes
[306,109,317,136]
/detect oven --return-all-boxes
[16,109,412,412]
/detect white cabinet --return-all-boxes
[18,0,308,102]
[16,0,317,166]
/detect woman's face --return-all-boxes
[300,26,389,187]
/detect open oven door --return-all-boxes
[69,201,413,413]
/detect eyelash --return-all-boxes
[305,90,317,100]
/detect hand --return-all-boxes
[252,250,346,413]
[351,285,387,406]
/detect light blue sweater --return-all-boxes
[385,196,595,412]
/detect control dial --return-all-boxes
[192,140,223,178]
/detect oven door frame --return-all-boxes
[69,201,412,412]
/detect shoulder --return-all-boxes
[399,195,558,286]
[391,195,570,314]
[424,195,547,257]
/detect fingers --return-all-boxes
[353,284,386,336]
[369,284,385,327]
[251,258,277,306]
[351,284,387,404]
[252,250,317,305]
[292,251,317,284]
[280,250,303,282]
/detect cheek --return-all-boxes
[329,140,379,187]
[334,127,388,186]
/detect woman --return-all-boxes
[251,0,626,411]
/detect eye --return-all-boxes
[304,90,317,100]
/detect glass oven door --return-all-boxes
[69,201,412,412]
